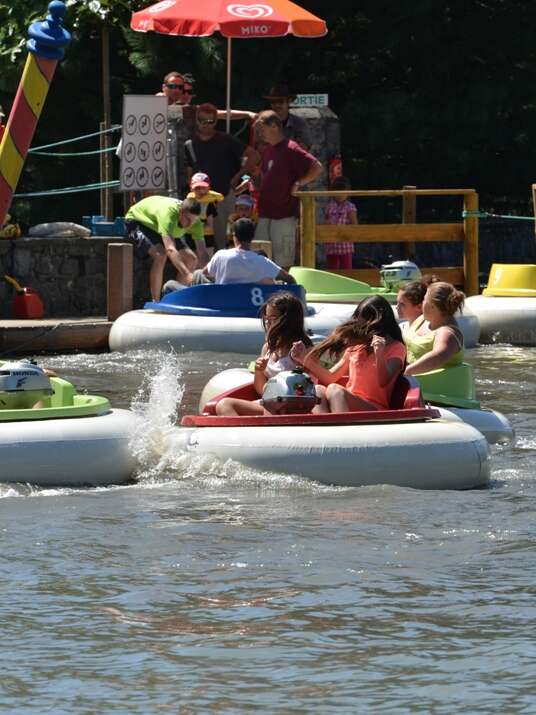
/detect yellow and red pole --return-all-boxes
[0,1,70,226]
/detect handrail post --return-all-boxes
[463,191,479,296]
[107,242,133,320]
[402,185,417,259]
[300,194,316,267]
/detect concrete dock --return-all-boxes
[0,317,111,355]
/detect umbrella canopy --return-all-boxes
[131,0,327,38]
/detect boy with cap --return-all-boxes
[226,193,256,245]
[233,193,255,219]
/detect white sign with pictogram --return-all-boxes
[120,95,168,192]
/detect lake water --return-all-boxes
[1,345,535,713]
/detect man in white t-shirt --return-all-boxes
[202,218,295,285]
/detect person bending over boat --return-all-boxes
[201,218,295,285]
[216,292,312,416]
[125,196,202,301]
[291,295,406,413]
[403,282,465,376]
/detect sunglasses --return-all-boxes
[166,83,184,90]
[197,118,216,125]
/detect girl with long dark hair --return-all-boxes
[291,295,406,412]
[216,292,312,416]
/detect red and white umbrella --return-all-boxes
[131,0,327,128]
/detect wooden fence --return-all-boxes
[296,187,479,295]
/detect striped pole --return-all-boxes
[0,1,70,226]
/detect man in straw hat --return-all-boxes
[263,83,312,150]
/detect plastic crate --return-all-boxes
[82,215,126,236]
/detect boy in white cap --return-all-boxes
[227,193,257,242]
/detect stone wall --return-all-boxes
[299,106,340,188]
[0,236,154,319]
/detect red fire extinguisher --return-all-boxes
[329,153,343,185]
[4,275,45,319]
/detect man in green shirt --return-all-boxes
[125,196,202,301]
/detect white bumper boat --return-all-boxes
[110,279,479,354]
[165,371,491,490]
[465,264,536,345]
[0,361,139,487]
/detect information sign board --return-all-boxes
[120,95,168,192]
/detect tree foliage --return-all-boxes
[2,0,536,224]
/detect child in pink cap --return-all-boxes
[186,172,224,265]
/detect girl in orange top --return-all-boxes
[291,295,406,412]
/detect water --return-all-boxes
[1,345,535,713]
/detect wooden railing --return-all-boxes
[296,188,479,296]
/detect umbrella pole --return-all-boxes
[226,37,231,133]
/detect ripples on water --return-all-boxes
[0,345,535,713]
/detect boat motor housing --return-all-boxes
[380,260,422,290]
[260,368,319,415]
[0,360,53,409]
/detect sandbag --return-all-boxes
[28,222,91,238]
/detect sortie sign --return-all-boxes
[290,94,329,108]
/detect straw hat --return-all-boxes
[263,84,297,102]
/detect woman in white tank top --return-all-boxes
[263,352,300,378]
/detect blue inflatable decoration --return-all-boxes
[144,283,307,318]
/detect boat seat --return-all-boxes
[202,382,258,415]
[47,377,77,408]
[482,263,536,297]
[330,373,424,409]
[414,362,479,409]
[288,266,396,303]
[390,374,425,409]
[290,266,372,294]
[144,283,307,318]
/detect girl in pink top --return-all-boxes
[324,176,357,270]
[291,295,406,412]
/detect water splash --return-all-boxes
[123,354,355,493]
[129,351,186,475]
